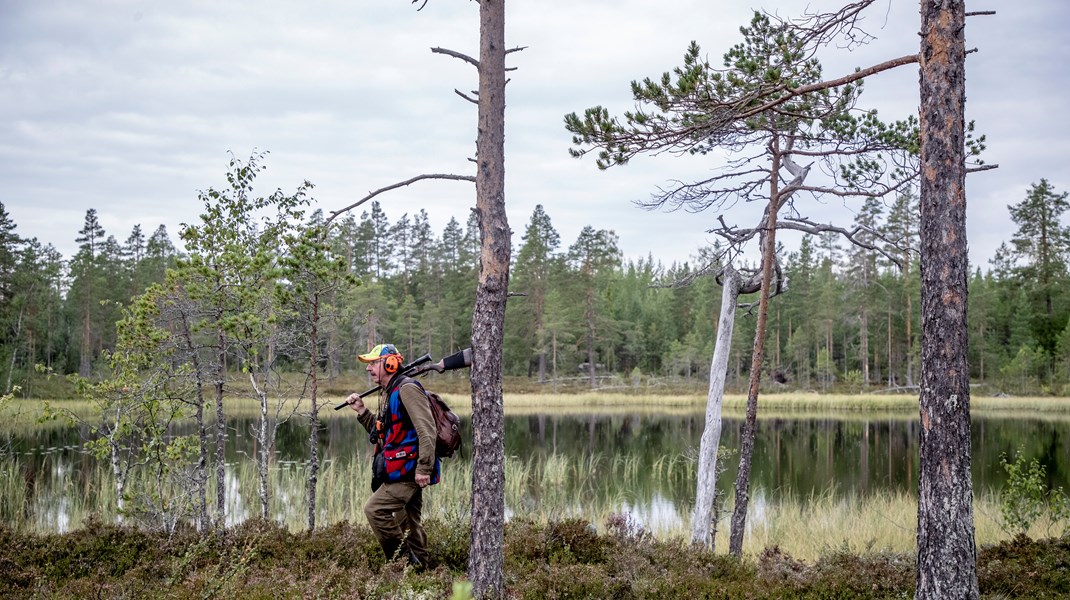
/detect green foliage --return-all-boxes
[1000,345,1048,394]
[3,155,1070,400]
[1000,446,1070,538]
[842,369,862,389]
[565,10,918,210]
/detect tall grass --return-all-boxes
[3,450,1066,562]
[0,457,28,526]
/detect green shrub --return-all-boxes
[1000,446,1070,537]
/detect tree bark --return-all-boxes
[214,309,227,531]
[691,264,741,548]
[179,307,209,531]
[916,1,978,598]
[729,144,781,557]
[468,0,508,597]
[308,291,321,532]
[253,370,270,520]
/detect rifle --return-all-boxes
[333,348,473,411]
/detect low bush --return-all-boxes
[1,517,1068,598]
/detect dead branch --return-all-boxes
[785,1,878,50]
[966,164,999,174]
[431,47,479,68]
[455,89,478,104]
[782,217,904,268]
[325,174,475,225]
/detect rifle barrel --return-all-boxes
[333,353,432,411]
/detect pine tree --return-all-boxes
[511,205,562,381]
[567,226,621,389]
[72,209,107,376]
[1005,179,1070,355]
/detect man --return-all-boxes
[346,343,439,569]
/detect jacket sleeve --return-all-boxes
[398,382,436,476]
[355,406,376,435]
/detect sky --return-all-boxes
[2,0,1067,271]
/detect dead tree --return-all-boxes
[567,2,917,555]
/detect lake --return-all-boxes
[4,404,1069,539]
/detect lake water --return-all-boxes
[5,407,1069,534]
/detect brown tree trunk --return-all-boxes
[916,1,978,597]
[728,143,781,557]
[468,0,508,596]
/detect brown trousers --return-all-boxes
[363,481,428,567]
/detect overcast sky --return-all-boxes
[2,1,1066,270]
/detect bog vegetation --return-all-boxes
[1,514,1068,599]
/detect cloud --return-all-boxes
[1,0,1067,271]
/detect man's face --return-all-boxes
[366,358,388,386]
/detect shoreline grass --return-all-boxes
[4,448,1065,563]
[19,392,1070,420]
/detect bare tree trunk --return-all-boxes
[179,309,209,531]
[308,292,321,532]
[252,370,271,520]
[691,265,741,548]
[108,411,127,519]
[916,1,978,597]
[214,316,227,530]
[468,0,508,596]
[729,145,782,557]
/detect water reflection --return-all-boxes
[4,410,1069,534]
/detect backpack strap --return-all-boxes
[378,375,417,432]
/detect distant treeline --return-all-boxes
[1,176,1068,396]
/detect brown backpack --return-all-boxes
[426,389,462,458]
[405,379,462,458]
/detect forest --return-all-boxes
[0,163,1067,398]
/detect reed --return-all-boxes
[0,457,28,528]
[3,451,1065,563]
[720,487,1069,560]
